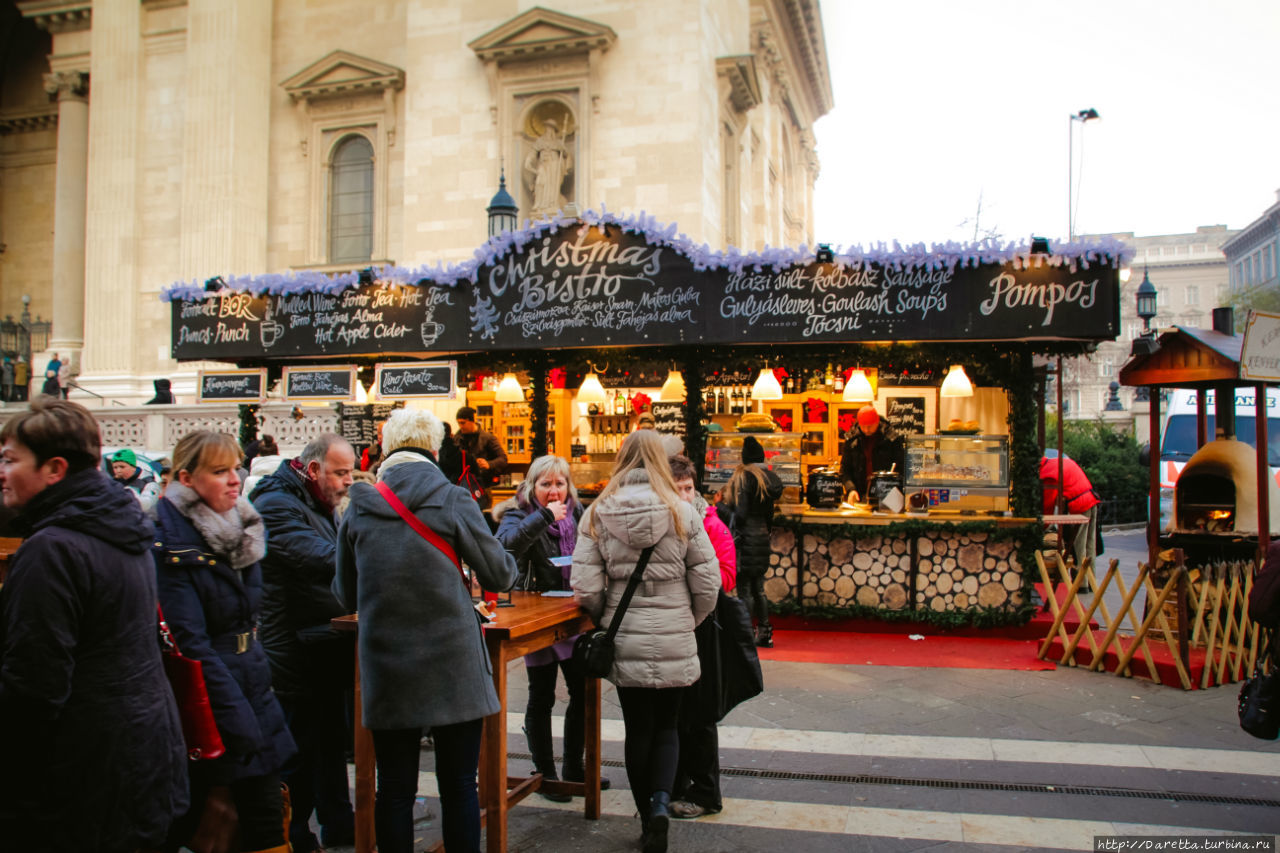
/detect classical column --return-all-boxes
[42,70,90,357]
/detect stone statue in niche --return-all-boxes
[522,104,575,217]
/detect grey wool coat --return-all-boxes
[334,450,518,730]
[570,468,720,689]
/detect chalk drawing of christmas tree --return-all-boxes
[470,295,500,341]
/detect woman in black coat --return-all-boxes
[723,436,783,648]
[154,430,295,853]
[0,399,188,853]
[494,454,598,800]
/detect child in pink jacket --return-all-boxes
[667,454,734,819]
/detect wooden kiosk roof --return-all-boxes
[1119,326,1248,389]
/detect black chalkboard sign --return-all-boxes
[651,402,686,439]
[375,361,456,399]
[339,403,376,447]
[197,369,266,402]
[283,366,356,401]
[885,396,927,437]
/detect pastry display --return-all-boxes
[941,418,981,434]
[736,412,779,432]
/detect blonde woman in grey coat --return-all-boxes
[570,429,719,853]
[335,408,518,853]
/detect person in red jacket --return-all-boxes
[667,454,735,821]
[1040,451,1101,567]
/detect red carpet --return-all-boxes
[758,630,1057,670]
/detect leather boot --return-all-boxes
[755,623,774,648]
[523,723,571,802]
[643,791,671,853]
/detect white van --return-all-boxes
[1157,387,1280,527]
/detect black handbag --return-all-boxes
[1239,630,1280,740]
[686,589,765,725]
[573,545,656,679]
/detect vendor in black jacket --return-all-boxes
[250,433,357,852]
[454,405,508,509]
[839,405,903,501]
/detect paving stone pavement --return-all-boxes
[313,643,1280,852]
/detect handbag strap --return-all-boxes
[157,604,181,656]
[603,545,658,642]
[375,480,467,587]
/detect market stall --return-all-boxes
[167,211,1127,626]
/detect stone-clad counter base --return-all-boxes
[763,513,1036,617]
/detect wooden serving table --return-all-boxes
[333,591,601,853]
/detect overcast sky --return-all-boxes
[811,0,1280,249]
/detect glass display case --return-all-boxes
[703,432,802,491]
[903,434,1010,513]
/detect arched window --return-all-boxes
[329,135,374,263]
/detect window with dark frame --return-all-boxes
[329,134,374,263]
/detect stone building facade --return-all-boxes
[1065,225,1236,419]
[0,0,832,403]
[1223,189,1280,305]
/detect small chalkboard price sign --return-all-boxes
[339,403,376,447]
[651,402,686,439]
[283,366,357,402]
[197,369,267,403]
[375,361,457,400]
[884,394,929,437]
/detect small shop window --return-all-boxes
[329,134,374,264]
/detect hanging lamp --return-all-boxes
[495,372,524,402]
[842,368,874,402]
[658,369,686,402]
[577,366,607,404]
[939,364,974,398]
[750,367,783,401]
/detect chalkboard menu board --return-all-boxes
[885,395,928,437]
[171,225,1121,362]
[651,402,686,439]
[283,366,356,401]
[375,361,456,399]
[197,369,266,402]
[339,402,401,447]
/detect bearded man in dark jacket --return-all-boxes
[250,433,357,852]
[0,399,188,852]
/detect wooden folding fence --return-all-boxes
[1035,548,1267,690]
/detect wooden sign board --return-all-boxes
[375,361,457,400]
[197,368,266,403]
[1241,310,1280,382]
[283,366,357,402]
[880,387,936,437]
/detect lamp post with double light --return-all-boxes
[1068,108,1099,241]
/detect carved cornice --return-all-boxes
[0,105,58,135]
[43,70,89,101]
[281,50,405,104]
[716,55,762,113]
[17,1,91,34]
[779,0,833,116]
[469,7,616,63]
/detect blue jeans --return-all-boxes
[371,718,483,853]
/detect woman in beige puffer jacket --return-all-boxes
[571,429,720,853]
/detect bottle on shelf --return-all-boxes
[785,374,796,394]
[713,386,723,415]
[824,362,834,387]
[833,364,844,393]
[744,384,753,412]
[704,386,715,412]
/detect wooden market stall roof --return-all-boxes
[1119,326,1245,388]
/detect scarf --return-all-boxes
[548,499,578,558]
[289,458,337,512]
[164,482,266,570]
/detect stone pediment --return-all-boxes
[469,6,616,63]
[281,51,405,104]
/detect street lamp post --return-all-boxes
[1068,108,1099,241]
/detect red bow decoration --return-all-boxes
[631,392,651,414]
[804,397,828,423]
[772,367,789,383]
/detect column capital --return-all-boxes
[43,70,89,101]
[18,1,91,34]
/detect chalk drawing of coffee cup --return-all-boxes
[420,321,444,348]
[260,319,285,348]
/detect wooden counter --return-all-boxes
[763,507,1043,617]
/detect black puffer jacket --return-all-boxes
[493,494,583,591]
[0,469,188,852]
[250,460,352,700]
[725,466,784,579]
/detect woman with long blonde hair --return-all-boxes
[570,430,720,853]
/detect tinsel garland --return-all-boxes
[160,208,1132,301]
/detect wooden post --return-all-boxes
[1256,382,1270,553]
[1148,386,1162,570]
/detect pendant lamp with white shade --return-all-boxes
[939,364,974,398]
[658,369,686,402]
[495,372,524,402]
[750,368,783,401]
[842,368,874,402]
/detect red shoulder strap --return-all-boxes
[375,480,466,585]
